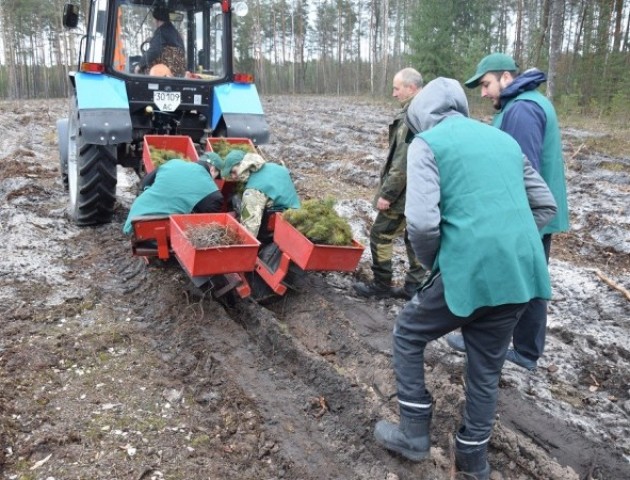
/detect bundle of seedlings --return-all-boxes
[282,198,354,246]
[211,138,255,158]
[150,147,191,168]
[185,222,243,249]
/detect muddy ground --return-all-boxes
[1,95,629,480]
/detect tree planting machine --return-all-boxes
[57,0,365,302]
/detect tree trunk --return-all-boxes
[547,0,564,100]
[513,0,524,63]
[369,0,379,95]
[379,0,389,96]
[534,0,551,66]
[612,0,623,53]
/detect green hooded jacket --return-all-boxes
[123,159,218,234]
[246,163,301,210]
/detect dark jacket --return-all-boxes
[497,69,547,172]
[495,69,569,234]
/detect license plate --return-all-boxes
[153,91,181,112]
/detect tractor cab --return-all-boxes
[58,0,268,226]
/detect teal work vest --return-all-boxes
[123,159,218,234]
[246,163,301,210]
[419,117,551,317]
[493,90,569,234]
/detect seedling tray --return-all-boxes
[273,214,365,271]
[205,137,256,155]
[143,135,199,173]
[170,213,260,277]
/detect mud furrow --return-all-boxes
[232,275,630,480]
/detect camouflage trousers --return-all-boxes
[369,209,425,286]
[240,188,269,237]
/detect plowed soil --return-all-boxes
[1,96,629,480]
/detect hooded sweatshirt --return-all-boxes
[495,68,569,235]
[404,77,556,316]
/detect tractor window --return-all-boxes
[192,4,225,79]
[110,0,226,80]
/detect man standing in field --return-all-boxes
[446,53,569,371]
[353,67,426,300]
[373,77,557,479]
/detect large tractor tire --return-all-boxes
[67,103,118,226]
[56,118,69,190]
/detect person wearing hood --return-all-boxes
[372,77,557,480]
[445,53,569,371]
[353,68,426,301]
[123,158,222,235]
[222,151,300,238]
[135,6,186,76]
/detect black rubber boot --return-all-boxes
[374,414,431,461]
[392,282,420,300]
[353,280,392,299]
[455,435,491,480]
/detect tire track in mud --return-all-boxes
[224,274,630,480]
[222,293,439,479]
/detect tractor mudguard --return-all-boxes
[74,72,132,145]
[212,82,270,144]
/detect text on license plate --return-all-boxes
[153,91,181,112]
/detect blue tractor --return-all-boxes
[57,0,269,226]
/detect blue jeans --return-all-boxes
[511,234,552,363]
[392,273,527,441]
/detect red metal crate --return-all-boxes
[170,213,260,277]
[143,135,199,173]
[205,137,256,155]
[273,214,365,271]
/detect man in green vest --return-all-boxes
[353,67,426,300]
[223,151,300,238]
[372,77,557,480]
[446,53,570,371]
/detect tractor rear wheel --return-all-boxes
[67,107,118,226]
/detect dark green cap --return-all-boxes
[220,150,246,179]
[199,152,223,169]
[465,53,518,88]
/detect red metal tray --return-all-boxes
[205,137,256,155]
[273,214,365,271]
[170,213,260,277]
[143,135,199,173]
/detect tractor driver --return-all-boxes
[123,158,223,235]
[134,6,186,77]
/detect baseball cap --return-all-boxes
[220,150,246,179]
[465,53,518,88]
[197,152,223,177]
